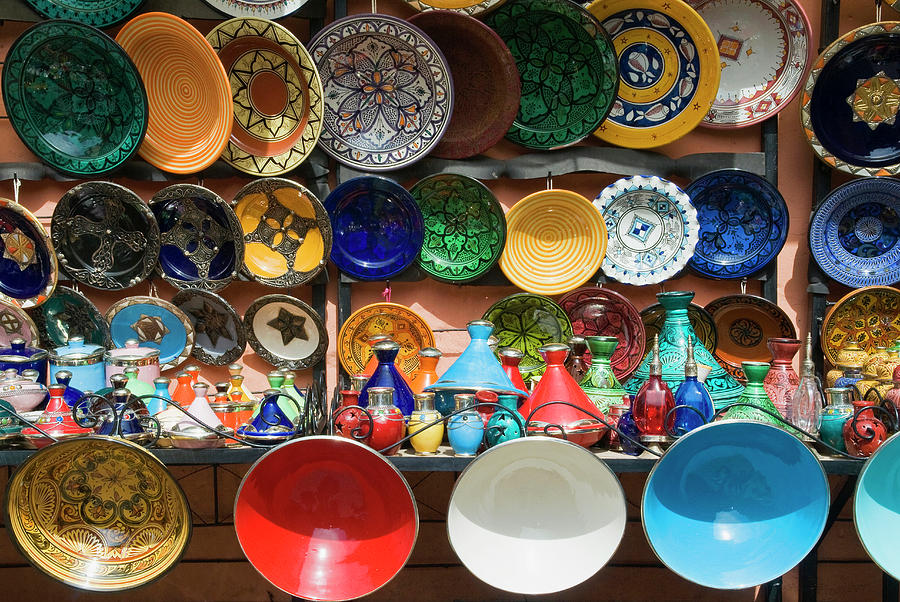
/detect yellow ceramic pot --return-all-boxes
[408,409,444,455]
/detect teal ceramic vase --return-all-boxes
[485,393,524,447]
[819,387,854,453]
[579,335,626,414]
[721,362,783,426]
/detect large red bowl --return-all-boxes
[234,436,418,601]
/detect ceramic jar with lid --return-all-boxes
[0,339,48,384]
[104,339,160,385]
[826,341,869,387]
[48,336,105,393]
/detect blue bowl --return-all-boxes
[854,431,900,578]
[642,421,829,589]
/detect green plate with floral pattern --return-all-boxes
[410,174,506,283]
[485,0,618,149]
[22,0,144,27]
[483,292,573,382]
[2,20,148,177]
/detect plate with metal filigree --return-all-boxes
[232,178,331,287]
[173,288,246,366]
[202,0,311,18]
[149,184,244,292]
[243,294,327,369]
[52,182,160,290]
[27,285,109,348]
[22,0,143,27]
[0,198,57,309]
[106,296,194,371]
[641,301,717,355]
[403,0,506,16]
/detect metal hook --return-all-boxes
[658,282,666,294]
[546,172,553,190]
[148,279,158,299]
[876,0,883,21]
[371,0,376,12]
[381,281,392,303]
[740,277,747,296]
[198,175,204,188]
[12,174,20,205]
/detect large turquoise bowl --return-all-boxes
[855,431,900,578]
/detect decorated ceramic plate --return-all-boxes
[0,300,39,348]
[687,0,812,127]
[22,0,144,27]
[203,0,311,18]
[52,182,160,290]
[641,301,717,354]
[558,287,645,380]
[116,13,233,174]
[686,169,788,279]
[821,286,900,366]
[172,288,246,366]
[309,14,453,171]
[243,294,327,369]
[232,178,331,287]
[404,0,506,16]
[485,0,618,149]
[410,174,505,283]
[594,175,698,285]
[149,184,244,292]
[0,198,56,309]
[2,21,147,177]
[809,178,900,288]
[325,176,424,281]
[4,436,191,592]
[207,18,324,176]
[27,285,109,348]
[106,296,195,371]
[483,293,574,382]
[500,189,607,295]
[338,302,435,377]
[587,0,720,148]
[705,294,795,379]
[407,11,520,159]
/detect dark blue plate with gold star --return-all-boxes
[0,197,57,309]
[27,285,109,348]
[105,296,195,371]
[172,288,245,366]
[243,294,327,369]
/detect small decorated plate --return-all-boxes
[106,296,195,371]
[641,301,717,354]
[203,0,311,18]
[243,294,327,369]
[22,0,143,27]
[410,174,505,283]
[338,302,435,377]
[558,287,645,380]
[482,293,573,382]
[594,175,698,285]
[407,11,520,159]
[172,288,246,366]
[0,198,57,309]
[52,182,160,290]
[207,18,324,176]
[150,184,244,292]
[801,22,900,177]
[705,294,795,379]
[232,178,331,288]
[2,21,147,177]
[821,286,900,366]
[0,300,39,348]
[688,0,812,128]
[486,0,618,149]
[404,0,506,16]
[501,189,607,295]
[809,177,900,288]
[687,169,788,279]
[587,0,721,148]
[27,285,109,348]
[309,14,453,171]
[325,176,424,281]
[116,13,233,174]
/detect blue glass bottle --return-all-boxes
[485,393,524,447]
[617,409,642,456]
[447,393,484,456]
[237,389,296,444]
[359,340,416,416]
[148,377,172,415]
[673,338,714,435]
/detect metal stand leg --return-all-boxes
[764,577,782,602]
[884,573,899,602]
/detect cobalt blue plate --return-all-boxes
[809,177,900,288]
[686,170,788,279]
[325,176,425,280]
[105,296,195,371]
[0,199,56,309]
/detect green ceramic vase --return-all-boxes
[579,336,626,414]
[722,362,783,426]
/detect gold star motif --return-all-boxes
[131,314,170,344]
[0,228,36,271]
[267,308,309,346]
[847,71,900,130]
[0,311,20,334]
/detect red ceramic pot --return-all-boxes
[843,400,888,458]
[763,338,801,417]
[886,365,900,410]
[475,389,497,423]
[334,390,371,443]
[368,406,406,456]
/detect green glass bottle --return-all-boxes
[722,361,783,426]
[579,336,626,414]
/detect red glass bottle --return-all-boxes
[366,386,405,456]
[632,335,675,443]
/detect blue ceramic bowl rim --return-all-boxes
[853,429,900,579]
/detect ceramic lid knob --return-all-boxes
[21,369,39,382]
[10,338,25,350]
[55,370,73,385]
[419,347,442,358]
[110,373,128,389]
[215,382,229,394]
[154,376,170,386]
[193,383,209,395]
[124,339,139,349]
[538,343,570,365]
[454,393,475,410]
[414,392,435,411]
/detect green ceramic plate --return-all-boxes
[27,285,110,348]
[483,292,573,382]
[410,174,506,283]
[22,0,144,27]
[2,20,148,177]
[485,0,618,149]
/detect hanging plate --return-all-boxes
[404,0,506,16]
[0,198,56,309]
[641,301,717,354]
[206,18,324,176]
[0,300,39,348]
[308,14,453,171]
[232,178,331,288]
[482,293,573,382]
[202,0,311,18]
[410,174,505,283]
[149,184,244,292]
[407,11,520,159]
[172,288,246,366]
[244,294,327,369]
[106,296,195,371]
[27,285,109,348]
[22,0,144,27]
[809,177,900,288]
[594,175,698,285]
[2,21,147,177]
[337,302,435,377]
[558,287,645,380]
[687,0,812,128]
[821,286,900,366]
[501,189,607,295]
[325,176,424,281]
[705,294,795,379]
[485,0,618,150]
[686,169,788,279]
[52,182,160,290]
[116,13,233,174]
[801,22,900,177]
[586,0,720,148]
